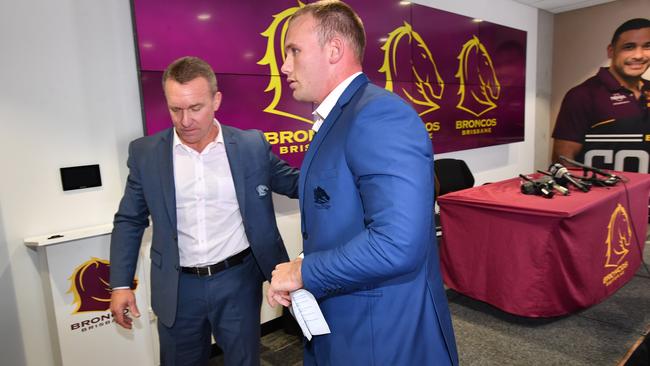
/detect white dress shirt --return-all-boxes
[312,72,362,132]
[173,119,250,267]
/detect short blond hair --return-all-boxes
[291,0,366,63]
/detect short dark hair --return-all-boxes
[162,56,218,95]
[611,18,650,46]
[291,0,366,63]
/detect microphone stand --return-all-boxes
[558,155,621,186]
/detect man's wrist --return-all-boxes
[297,261,302,286]
[295,258,304,289]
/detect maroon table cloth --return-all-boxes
[438,171,650,317]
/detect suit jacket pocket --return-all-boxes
[350,288,383,297]
[150,248,162,268]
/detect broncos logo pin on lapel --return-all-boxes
[314,186,331,209]
[256,185,269,198]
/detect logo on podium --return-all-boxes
[68,257,138,313]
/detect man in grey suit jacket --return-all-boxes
[109,56,299,366]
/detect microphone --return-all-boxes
[558,155,616,178]
[549,163,590,192]
[519,174,554,198]
[536,170,570,195]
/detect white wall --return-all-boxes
[0,1,143,365]
[0,0,543,365]
[535,10,555,171]
[416,0,543,183]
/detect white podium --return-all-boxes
[25,224,155,366]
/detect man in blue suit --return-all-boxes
[109,56,299,366]
[267,1,458,365]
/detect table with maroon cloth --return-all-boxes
[437,171,650,317]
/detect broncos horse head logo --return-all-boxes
[67,257,138,313]
[455,35,500,117]
[604,203,632,268]
[257,1,312,125]
[379,21,444,116]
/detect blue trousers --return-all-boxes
[157,253,264,366]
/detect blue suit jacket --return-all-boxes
[300,74,458,365]
[110,125,299,327]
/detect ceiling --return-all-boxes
[512,0,616,13]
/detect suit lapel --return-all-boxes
[299,73,369,231]
[223,126,247,219]
[158,129,177,228]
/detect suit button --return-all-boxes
[174,265,180,271]
[302,232,308,240]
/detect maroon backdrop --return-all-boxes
[132,0,527,167]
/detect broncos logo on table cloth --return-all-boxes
[602,203,633,286]
[604,203,632,268]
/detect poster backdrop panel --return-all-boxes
[132,0,526,165]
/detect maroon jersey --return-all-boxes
[552,67,650,173]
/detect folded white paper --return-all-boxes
[289,289,330,340]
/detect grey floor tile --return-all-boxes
[208,331,302,366]
[260,332,302,366]
[449,294,639,366]
[578,275,650,333]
